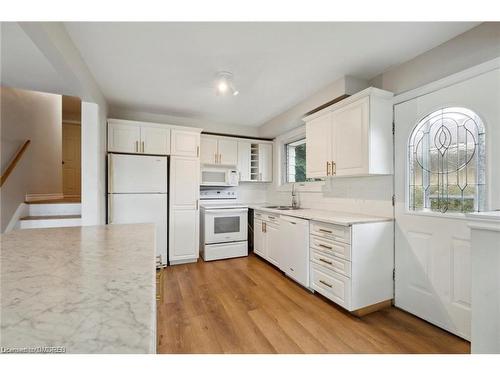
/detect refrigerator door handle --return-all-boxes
[109,195,113,223]
[108,154,113,194]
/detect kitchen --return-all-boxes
[1,9,500,373]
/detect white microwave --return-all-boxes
[200,167,239,187]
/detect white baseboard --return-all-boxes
[25,193,64,202]
[5,203,28,233]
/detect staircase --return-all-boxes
[19,200,82,229]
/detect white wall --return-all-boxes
[370,23,500,94]
[81,101,107,226]
[109,107,260,138]
[258,76,368,138]
[0,87,63,232]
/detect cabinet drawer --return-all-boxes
[254,211,264,219]
[311,263,351,309]
[310,235,351,261]
[310,221,350,244]
[311,249,351,278]
[265,213,279,223]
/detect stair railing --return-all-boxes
[0,140,31,187]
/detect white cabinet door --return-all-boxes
[254,218,265,258]
[266,222,281,268]
[169,156,200,263]
[141,126,170,155]
[170,209,199,261]
[218,139,238,166]
[108,122,141,153]
[237,141,251,181]
[306,112,332,178]
[170,156,199,209]
[258,143,273,182]
[200,136,218,164]
[332,97,369,176]
[171,130,200,157]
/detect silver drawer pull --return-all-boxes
[318,228,332,234]
[319,258,332,265]
[319,244,332,250]
[268,216,276,220]
[319,280,333,288]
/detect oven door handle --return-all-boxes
[205,209,248,214]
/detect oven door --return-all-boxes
[204,208,248,244]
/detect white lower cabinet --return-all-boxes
[253,211,280,263]
[309,220,393,312]
[253,211,393,314]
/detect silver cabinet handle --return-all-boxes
[319,244,332,250]
[197,146,200,158]
[319,280,333,288]
[319,258,332,265]
[319,228,332,234]
[135,140,139,153]
[326,161,330,176]
[142,141,145,153]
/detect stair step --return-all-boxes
[28,203,81,216]
[25,197,81,204]
[20,215,81,221]
[18,214,82,230]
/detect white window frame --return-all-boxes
[275,125,325,192]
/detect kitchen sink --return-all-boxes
[264,206,302,210]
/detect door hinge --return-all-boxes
[393,268,396,281]
[392,121,395,135]
[392,194,396,206]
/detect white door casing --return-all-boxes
[394,69,500,340]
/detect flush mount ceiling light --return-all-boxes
[214,71,239,96]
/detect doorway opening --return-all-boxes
[62,95,82,202]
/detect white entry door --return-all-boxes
[394,68,500,340]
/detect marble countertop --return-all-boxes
[0,224,156,354]
[249,204,393,226]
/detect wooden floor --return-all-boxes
[157,254,470,354]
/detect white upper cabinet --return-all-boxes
[108,119,200,157]
[108,121,141,153]
[237,141,251,181]
[141,125,171,155]
[200,135,238,166]
[306,112,333,178]
[304,87,393,178]
[200,136,218,164]
[258,143,273,182]
[170,129,201,157]
[332,96,369,176]
[218,139,238,166]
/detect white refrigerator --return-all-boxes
[108,154,168,265]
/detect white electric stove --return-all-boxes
[200,188,248,261]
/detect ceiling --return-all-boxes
[63,23,476,127]
[1,23,72,96]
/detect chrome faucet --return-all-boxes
[291,183,299,209]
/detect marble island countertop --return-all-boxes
[0,224,156,354]
[248,204,393,226]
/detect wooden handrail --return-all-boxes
[0,140,31,187]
